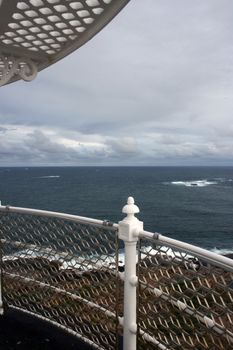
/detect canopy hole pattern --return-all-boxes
[1,0,112,56]
[0,0,130,86]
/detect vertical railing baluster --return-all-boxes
[137,238,142,348]
[118,197,143,350]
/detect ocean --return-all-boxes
[0,166,232,254]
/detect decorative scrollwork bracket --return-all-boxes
[0,54,38,87]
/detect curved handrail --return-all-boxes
[0,206,119,350]
[1,204,233,349]
[140,230,233,272]
[0,205,118,230]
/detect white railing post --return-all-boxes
[118,197,143,350]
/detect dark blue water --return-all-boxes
[0,166,232,252]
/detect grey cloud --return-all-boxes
[0,126,16,134]
[107,137,139,157]
[1,0,233,165]
[0,126,233,166]
[0,130,95,165]
[25,130,110,164]
[0,127,9,134]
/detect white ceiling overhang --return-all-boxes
[0,0,130,86]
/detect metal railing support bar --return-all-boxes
[118,197,143,350]
[140,282,233,343]
[139,230,233,272]
[0,205,118,230]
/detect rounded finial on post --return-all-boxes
[122,197,139,222]
[127,196,135,205]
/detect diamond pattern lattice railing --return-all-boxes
[0,210,120,350]
[137,242,233,350]
[1,202,233,350]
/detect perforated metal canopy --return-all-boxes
[0,0,130,86]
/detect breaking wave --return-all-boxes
[171,180,217,187]
[2,247,125,272]
[210,247,233,256]
[166,177,233,187]
[3,245,201,272]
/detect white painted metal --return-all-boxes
[0,55,38,86]
[6,272,116,318]
[140,229,233,272]
[139,332,169,350]
[141,282,233,343]
[1,199,233,347]
[6,268,167,349]
[0,204,117,230]
[118,197,143,350]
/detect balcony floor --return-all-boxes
[0,308,94,350]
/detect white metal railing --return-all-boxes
[0,205,119,349]
[141,229,233,272]
[0,198,233,350]
[0,204,118,229]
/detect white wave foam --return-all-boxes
[3,246,200,271]
[3,248,64,263]
[213,177,233,183]
[171,180,217,187]
[3,247,126,273]
[210,247,233,256]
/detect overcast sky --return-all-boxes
[1,0,233,166]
